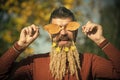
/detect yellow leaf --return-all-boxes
[70,46,76,51]
[21,2,27,8]
[56,47,61,53]
[64,47,69,52]
[52,42,57,47]
[64,0,74,4]
[3,31,12,43]
[25,48,34,55]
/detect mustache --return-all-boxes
[57,35,72,42]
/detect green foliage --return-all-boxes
[100,0,120,50]
[0,0,78,56]
[0,0,120,60]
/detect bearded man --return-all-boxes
[0,7,120,80]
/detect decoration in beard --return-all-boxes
[52,41,75,52]
[50,41,81,80]
[44,21,80,34]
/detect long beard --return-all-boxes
[49,41,81,80]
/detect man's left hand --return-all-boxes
[82,21,105,45]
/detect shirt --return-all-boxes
[0,39,120,80]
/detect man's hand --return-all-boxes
[18,24,39,48]
[82,21,105,45]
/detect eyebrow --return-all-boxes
[58,23,68,28]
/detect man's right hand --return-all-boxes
[17,24,39,48]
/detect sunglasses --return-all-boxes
[44,21,80,34]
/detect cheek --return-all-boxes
[68,31,77,41]
[67,31,74,39]
[51,34,59,41]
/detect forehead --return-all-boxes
[51,18,72,26]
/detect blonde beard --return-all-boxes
[49,41,81,80]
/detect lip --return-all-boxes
[58,40,69,46]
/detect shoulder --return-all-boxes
[18,53,50,65]
[80,53,97,66]
[81,52,94,59]
[81,52,105,61]
[80,53,94,65]
[81,52,109,64]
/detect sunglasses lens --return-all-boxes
[44,24,60,34]
[66,22,80,31]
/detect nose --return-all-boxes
[60,29,67,35]
[59,26,67,36]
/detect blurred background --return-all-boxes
[0,0,120,60]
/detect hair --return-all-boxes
[49,7,76,23]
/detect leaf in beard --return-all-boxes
[64,47,69,52]
[52,42,57,47]
[70,46,76,51]
[55,47,61,53]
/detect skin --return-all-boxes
[51,18,74,46]
[82,21,105,45]
[17,18,105,49]
[18,24,39,48]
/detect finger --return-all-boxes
[31,24,39,36]
[85,22,95,33]
[20,28,26,38]
[31,24,36,31]
[20,27,29,41]
[28,24,36,36]
[89,24,96,32]
[28,26,33,36]
[31,24,39,33]
[82,25,85,32]
[82,25,87,35]
[23,27,29,35]
[84,25,90,33]
[32,28,39,39]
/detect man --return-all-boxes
[0,7,120,80]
